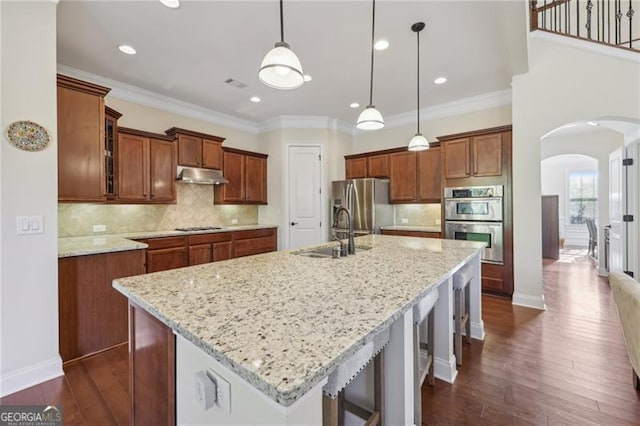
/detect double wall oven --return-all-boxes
[444,185,504,264]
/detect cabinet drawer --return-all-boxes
[233,236,276,258]
[381,230,440,238]
[146,236,187,250]
[233,228,276,240]
[188,232,232,245]
[147,247,188,273]
[481,262,504,291]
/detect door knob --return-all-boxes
[291,222,298,226]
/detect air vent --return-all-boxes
[224,78,247,89]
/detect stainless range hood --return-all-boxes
[177,166,229,185]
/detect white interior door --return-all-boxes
[626,141,639,278]
[288,145,323,250]
[609,148,625,273]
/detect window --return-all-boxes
[568,170,597,225]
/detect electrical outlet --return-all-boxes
[93,224,106,233]
[231,219,238,225]
[207,369,231,414]
[401,218,409,224]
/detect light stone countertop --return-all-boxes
[58,224,277,258]
[113,234,484,406]
[381,225,442,233]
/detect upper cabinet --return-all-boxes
[214,148,268,205]
[345,157,368,179]
[367,154,390,178]
[104,106,123,200]
[117,128,176,204]
[440,127,509,180]
[345,154,390,179]
[165,128,225,170]
[57,74,111,202]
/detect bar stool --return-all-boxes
[453,263,473,366]
[322,328,390,426]
[413,288,438,426]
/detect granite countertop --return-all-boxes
[58,224,277,258]
[381,225,442,233]
[113,234,484,406]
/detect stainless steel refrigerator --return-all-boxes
[331,178,393,238]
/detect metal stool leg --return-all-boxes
[323,395,339,426]
[413,324,421,426]
[374,350,384,425]
[464,283,471,344]
[427,310,435,386]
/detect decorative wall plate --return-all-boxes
[6,120,50,152]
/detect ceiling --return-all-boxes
[57,1,528,124]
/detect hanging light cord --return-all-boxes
[279,0,285,43]
[416,28,420,134]
[368,0,376,106]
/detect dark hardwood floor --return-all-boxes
[2,259,639,425]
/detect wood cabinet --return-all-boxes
[417,148,442,202]
[58,250,145,362]
[57,74,111,202]
[187,233,233,265]
[129,303,175,426]
[441,133,502,180]
[104,106,122,200]
[367,154,389,178]
[165,128,225,170]
[215,148,268,205]
[381,229,441,238]
[232,228,277,258]
[389,151,417,202]
[345,157,368,179]
[117,128,176,204]
[145,236,188,273]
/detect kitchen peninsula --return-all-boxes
[114,235,485,425]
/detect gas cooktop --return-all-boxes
[175,226,222,232]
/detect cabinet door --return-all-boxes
[147,247,188,273]
[389,151,417,202]
[118,133,149,202]
[105,113,118,199]
[58,86,106,202]
[245,155,267,204]
[345,157,367,179]
[220,151,245,202]
[177,134,201,167]
[417,147,441,202]
[213,241,233,261]
[202,139,223,170]
[442,138,470,179]
[189,244,212,266]
[472,134,502,177]
[149,139,176,203]
[367,154,389,178]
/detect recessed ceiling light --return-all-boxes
[350,102,360,108]
[434,77,447,85]
[303,74,312,82]
[374,40,389,50]
[250,96,261,103]
[159,0,180,8]
[118,45,136,55]
[587,121,600,126]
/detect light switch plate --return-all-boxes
[93,224,106,233]
[401,218,409,224]
[16,216,44,235]
[207,369,231,414]
[231,219,238,225]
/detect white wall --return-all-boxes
[0,1,62,397]
[512,36,640,309]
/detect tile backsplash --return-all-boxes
[59,183,259,237]
[395,204,441,226]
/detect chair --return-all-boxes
[453,263,473,366]
[413,288,438,426]
[322,328,390,426]
[609,272,640,391]
[586,218,598,258]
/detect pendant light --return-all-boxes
[408,22,429,151]
[259,0,304,90]
[356,0,384,130]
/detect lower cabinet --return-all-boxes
[188,233,233,265]
[381,229,441,238]
[129,303,175,426]
[232,228,277,258]
[58,250,145,362]
[146,237,188,273]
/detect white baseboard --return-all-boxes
[434,355,458,384]
[512,292,546,310]
[0,356,63,398]
[598,267,609,277]
[471,320,486,341]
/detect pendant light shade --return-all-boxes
[259,0,304,90]
[356,106,384,130]
[407,22,429,151]
[356,0,384,130]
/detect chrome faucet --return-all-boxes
[333,206,355,255]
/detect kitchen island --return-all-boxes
[113,234,484,425]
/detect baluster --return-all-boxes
[567,0,571,34]
[607,0,610,44]
[596,0,600,41]
[601,0,605,41]
[628,0,634,48]
[586,0,593,39]
[577,0,581,37]
[616,0,621,44]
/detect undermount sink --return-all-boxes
[295,245,373,258]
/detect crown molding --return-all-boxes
[355,89,513,134]
[256,115,353,134]
[57,64,260,134]
[530,31,640,63]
